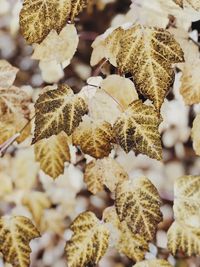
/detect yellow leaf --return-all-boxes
[0,60,18,88]
[70,0,88,21]
[174,175,200,227]
[33,84,88,144]
[32,24,79,64]
[0,216,40,267]
[133,259,172,267]
[180,59,200,105]
[34,132,70,179]
[113,100,162,160]
[101,74,138,109]
[91,27,124,67]
[0,113,31,145]
[19,0,71,44]
[73,116,113,158]
[117,25,184,110]
[103,207,148,262]
[167,221,200,256]
[0,86,30,116]
[191,114,200,156]
[84,158,128,194]
[115,177,162,241]
[22,191,51,226]
[65,211,109,267]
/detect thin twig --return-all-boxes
[93,59,108,76]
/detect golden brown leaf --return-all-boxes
[115,177,162,241]
[19,0,71,44]
[22,191,51,225]
[73,116,113,158]
[0,216,40,267]
[101,74,138,109]
[117,25,184,110]
[113,100,162,160]
[167,221,200,256]
[32,84,88,144]
[174,175,200,227]
[34,132,70,179]
[0,60,18,88]
[70,0,88,21]
[65,211,109,267]
[103,207,148,262]
[133,259,172,267]
[84,158,128,194]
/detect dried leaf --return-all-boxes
[133,259,172,267]
[0,216,40,267]
[0,60,18,88]
[33,84,88,144]
[73,116,113,158]
[32,24,79,64]
[174,175,200,227]
[65,211,109,267]
[101,74,138,109]
[70,0,88,21]
[103,207,148,262]
[191,114,200,156]
[84,158,128,194]
[117,25,184,110]
[34,132,70,179]
[173,0,200,10]
[22,191,51,225]
[113,100,162,160]
[115,177,162,241]
[19,0,71,44]
[167,221,200,256]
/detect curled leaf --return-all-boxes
[133,259,172,267]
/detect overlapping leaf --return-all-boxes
[73,116,113,158]
[115,177,162,241]
[70,0,88,21]
[173,0,200,10]
[117,25,184,110]
[191,114,200,156]
[133,259,172,267]
[22,191,51,225]
[20,0,71,44]
[167,221,200,256]
[84,158,128,194]
[34,132,71,179]
[103,207,148,262]
[0,60,18,88]
[32,84,88,144]
[174,175,200,227]
[113,100,162,160]
[0,216,40,267]
[65,211,109,267]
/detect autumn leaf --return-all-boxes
[0,216,40,267]
[167,221,200,256]
[0,113,31,145]
[173,175,200,227]
[19,0,71,44]
[32,84,88,144]
[117,25,184,110]
[113,100,162,160]
[133,259,173,267]
[84,158,128,194]
[103,207,148,262]
[73,116,114,158]
[65,211,109,267]
[101,74,138,109]
[34,132,71,179]
[115,177,162,241]
[0,60,18,88]
[32,24,79,64]
[191,114,200,156]
[70,0,88,21]
[22,191,51,225]
[0,86,30,116]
